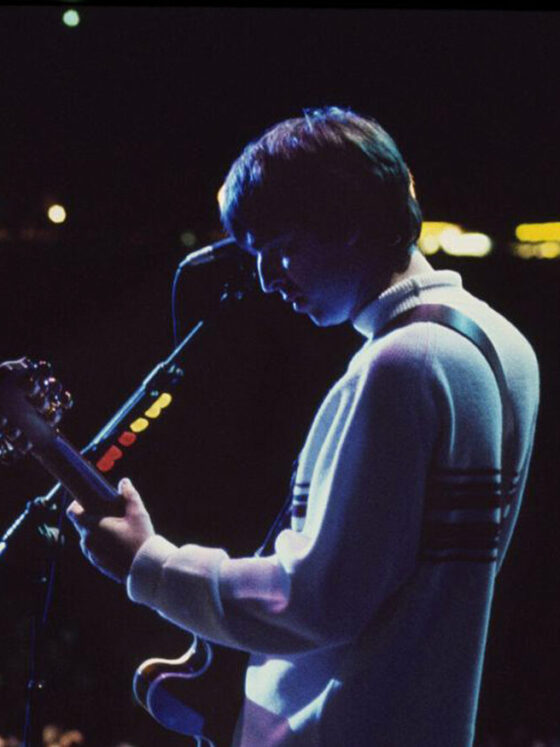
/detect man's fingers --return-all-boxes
[66,499,100,529]
[63,475,153,583]
[66,499,84,523]
[118,478,143,508]
[66,480,143,528]
[118,477,135,497]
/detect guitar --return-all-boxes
[0,358,243,746]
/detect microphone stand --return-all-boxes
[0,267,254,746]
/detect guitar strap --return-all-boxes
[383,304,514,570]
[259,303,515,570]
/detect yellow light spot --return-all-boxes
[130,417,149,433]
[419,222,492,258]
[47,204,67,224]
[420,235,440,255]
[145,393,173,419]
[418,222,462,255]
[515,222,560,242]
[512,241,560,259]
[514,243,534,259]
[540,241,560,259]
[420,221,462,236]
[443,232,493,258]
[217,184,226,209]
[439,226,463,253]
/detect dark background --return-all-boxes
[0,7,558,745]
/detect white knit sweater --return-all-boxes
[128,269,539,746]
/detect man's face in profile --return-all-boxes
[244,231,378,327]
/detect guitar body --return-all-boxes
[0,358,245,745]
[134,636,246,745]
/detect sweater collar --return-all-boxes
[352,270,463,338]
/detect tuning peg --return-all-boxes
[24,359,40,375]
[0,439,18,466]
[60,390,73,410]
[36,361,52,375]
[45,377,63,395]
[39,377,62,409]
[25,361,52,384]
[0,442,12,466]
[22,363,44,393]
[34,377,53,397]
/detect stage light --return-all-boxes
[442,232,493,257]
[420,236,440,255]
[512,241,560,259]
[439,226,463,254]
[419,222,462,255]
[515,222,560,242]
[540,242,560,259]
[62,9,80,27]
[47,204,67,224]
[419,222,493,257]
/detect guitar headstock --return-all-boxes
[0,358,73,465]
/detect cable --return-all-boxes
[171,264,183,349]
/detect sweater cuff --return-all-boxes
[126,534,178,605]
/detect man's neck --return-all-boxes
[388,249,435,289]
[351,248,436,323]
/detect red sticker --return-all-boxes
[118,431,137,447]
[96,444,123,473]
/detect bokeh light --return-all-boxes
[180,231,197,248]
[418,222,492,258]
[47,204,67,224]
[62,9,80,28]
[515,222,560,242]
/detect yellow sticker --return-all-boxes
[130,417,149,433]
[145,393,173,419]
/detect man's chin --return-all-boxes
[306,307,345,328]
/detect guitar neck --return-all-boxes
[32,432,122,514]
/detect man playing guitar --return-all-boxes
[67,107,540,746]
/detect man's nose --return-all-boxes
[257,251,285,294]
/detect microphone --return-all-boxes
[179,237,241,270]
